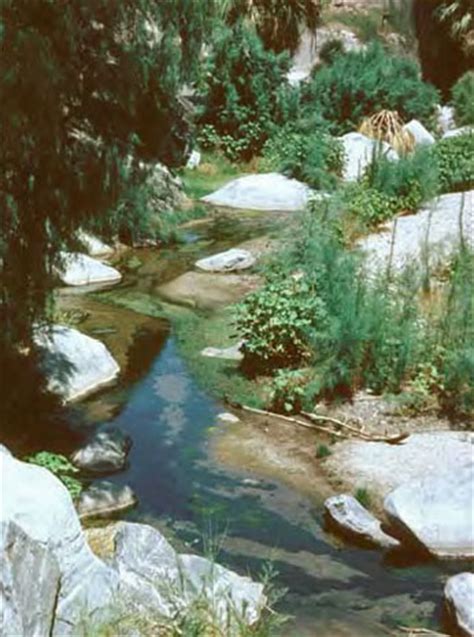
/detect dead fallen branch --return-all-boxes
[240,405,408,445]
[399,627,449,637]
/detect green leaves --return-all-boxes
[25,451,83,498]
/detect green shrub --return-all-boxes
[452,71,474,126]
[344,184,399,227]
[198,23,298,160]
[25,451,83,498]
[363,146,440,213]
[432,133,474,192]
[303,43,439,134]
[355,488,371,508]
[315,443,332,459]
[235,277,327,374]
[262,127,344,190]
[267,369,309,414]
[319,38,346,65]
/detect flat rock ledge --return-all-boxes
[384,463,474,560]
[76,481,137,520]
[325,494,400,550]
[34,325,120,402]
[58,252,122,287]
[201,173,313,211]
[196,248,256,273]
[445,573,474,637]
[0,449,266,637]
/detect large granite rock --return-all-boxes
[325,494,400,550]
[384,463,474,559]
[202,173,312,211]
[196,248,256,273]
[35,325,120,402]
[0,451,119,636]
[71,426,131,474]
[443,126,474,139]
[338,132,399,182]
[403,119,435,146]
[58,252,122,287]
[77,481,137,520]
[445,573,474,637]
[113,522,266,630]
[359,190,474,274]
[324,432,473,504]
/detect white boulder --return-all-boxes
[201,341,244,362]
[71,426,131,473]
[196,248,256,273]
[403,119,435,146]
[338,132,399,182]
[186,150,201,170]
[384,463,474,559]
[35,325,120,402]
[436,104,456,134]
[78,231,114,257]
[58,252,121,287]
[77,481,137,520]
[325,494,400,550]
[202,173,312,211]
[445,573,474,637]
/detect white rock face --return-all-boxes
[403,119,435,146]
[0,452,119,636]
[445,573,474,636]
[196,248,256,273]
[436,104,456,134]
[78,231,114,257]
[71,427,131,474]
[325,494,400,550]
[384,463,474,559]
[202,173,312,211]
[338,132,399,182]
[35,325,120,402]
[359,190,474,274]
[58,252,122,287]
[325,431,474,502]
[443,126,474,139]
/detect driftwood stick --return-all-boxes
[301,410,363,434]
[399,628,449,637]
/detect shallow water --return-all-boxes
[22,211,463,635]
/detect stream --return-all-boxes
[23,212,462,636]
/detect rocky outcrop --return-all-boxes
[202,173,313,211]
[359,190,474,274]
[445,573,474,637]
[0,450,266,637]
[384,463,474,560]
[58,252,122,287]
[71,426,131,474]
[338,132,399,182]
[35,325,120,402]
[77,481,137,520]
[196,248,256,273]
[325,494,400,550]
[403,119,435,146]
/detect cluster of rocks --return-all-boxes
[0,447,266,637]
[323,431,474,637]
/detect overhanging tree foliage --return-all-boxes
[0,0,215,426]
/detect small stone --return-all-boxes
[242,478,261,488]
[186,150,201,170]
[217,412,241,424]
[71,426,131,475]
[325,494,400,550]
[201,342,244,362]
[445,573,474,637]
[196,249,256,273]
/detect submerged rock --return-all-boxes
[403,119,435,146]
[58,252,122,287]
[34,325,120,402]
[196,248,256,273]
[445,573,474,637]
[77,481,137,519]
[384,463,474,560]
[325,494,400,550]
[202,173,312,211]
[338,132,399,182]
[71,426,131,474]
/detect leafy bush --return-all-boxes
[235,277,327,374]
[452,71,474,125]
[198,24,298,160]
[319,38,345,65]
[262,127,344,190]
[267,369,309,414]
[432,133,474,192]
[303,43,439,134]
[343,184,399,227]
[25,451,83,498]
